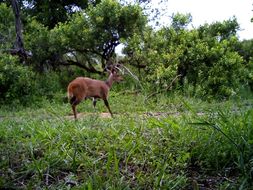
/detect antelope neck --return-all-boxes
[105,73,113,88]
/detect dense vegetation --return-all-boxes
[0,0,253,189]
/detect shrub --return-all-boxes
[0,54,36,105]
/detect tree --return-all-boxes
[171,13,192,32]
[236,39,253,90]
[123,15,246,98]
[198,17,239,41]
[236,39,253,62]
[24,0,147,72]
[1,0,100,29]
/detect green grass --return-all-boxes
[0,92,252,189]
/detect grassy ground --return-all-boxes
[0,91,253,189]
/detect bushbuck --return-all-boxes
[67,68,123,120]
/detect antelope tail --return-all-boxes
[67,91,76,105]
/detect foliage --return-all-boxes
[22,0,147,73]
[247,60,253,91]
[124,15,247,98]
[171,12,192,31]
[2,0,99,29]
[24,19,53,71]
[0,1,253,104]
[0,54,36,104]
[237,39,253,63]
[236,39,253,91]
[0,53,71,104]
[197,38,245,98]
[198,17,239,40]
[0,3,15,52]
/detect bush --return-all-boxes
[247,60,253,91]
[199,49,245,99]
[0,54,98,106]
[0,54,37,105]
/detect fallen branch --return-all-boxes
[145,74,182,101]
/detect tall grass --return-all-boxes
[0,93,252,189]
[180,99,253,189]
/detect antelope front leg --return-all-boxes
[103,99,113,117]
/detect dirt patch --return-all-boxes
[143,112,180,118]
[66,111,206,120]
[66,112,173,120]
[66,112,112,120]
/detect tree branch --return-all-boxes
[59,59,103,74]
[66,47,104,59]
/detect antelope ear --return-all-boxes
[111,68,116,74]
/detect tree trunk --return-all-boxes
[177,64,187,86]
[10,0,29,60]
